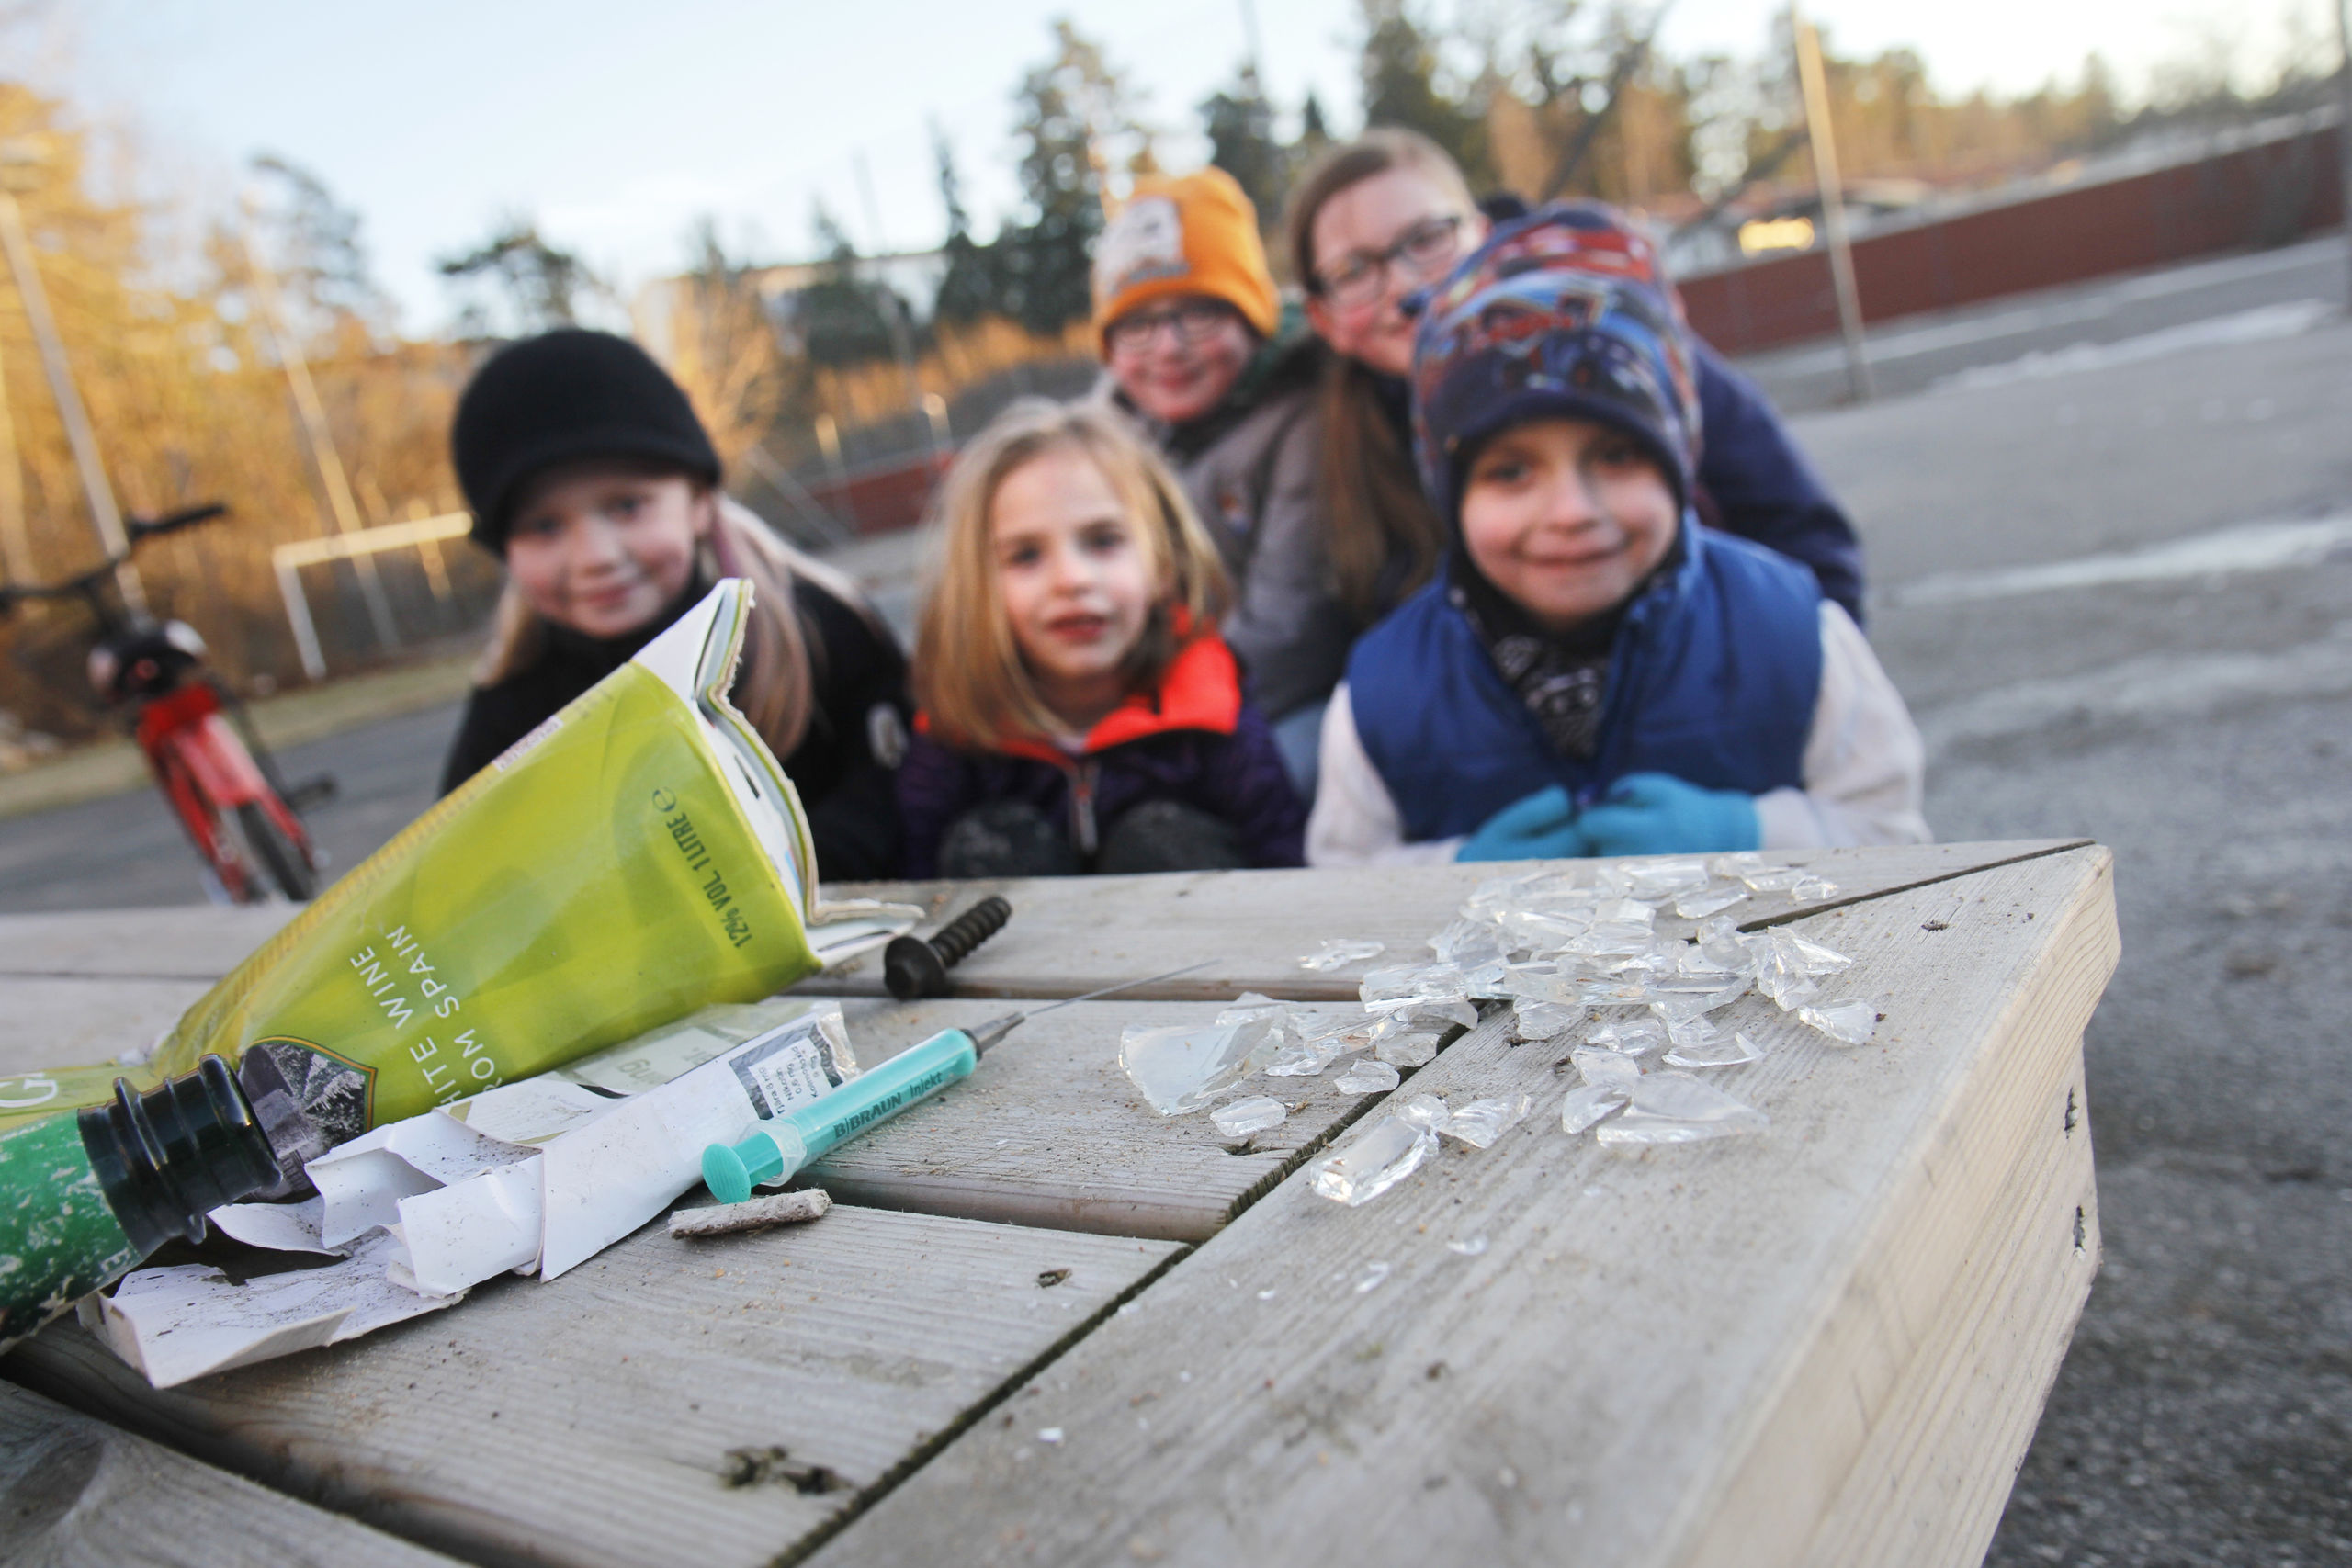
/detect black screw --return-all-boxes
[884,896,1012,999]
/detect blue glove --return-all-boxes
[1575,773,1759,857]
[1456,784,1594,863]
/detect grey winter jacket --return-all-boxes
[1103,341,1353,722]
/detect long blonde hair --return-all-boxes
[914,400,1230,751]
[1283,128,1478,620]
[477,491,880,761]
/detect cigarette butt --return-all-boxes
[670,1188,832,1238]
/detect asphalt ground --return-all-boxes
[3,243,2349,1563]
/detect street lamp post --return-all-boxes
[1791,5,1874,404]
[0,139,144,612]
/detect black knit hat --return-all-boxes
[450,329,721,551]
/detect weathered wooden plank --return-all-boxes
[1800,1043,2098,1567]
[820,999,1395,1242]
[0,977,216,1080]
[804,847,2119,1568]
[0,905,295,980]
[0,1379,461,1567]
[6,1205,1183,1568]
[816,839,2090,1001]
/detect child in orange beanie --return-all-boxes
[1091,167,1335,795]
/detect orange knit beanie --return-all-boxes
[1091,167,1280,351]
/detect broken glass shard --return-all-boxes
[1785,932,1854,972]
[1624,860,1710,899]
[1693,916,1752,974]
[1211,1095,1289,1137]
[1511,998,1584,1042]
[1561,1083,1630,1134]
[1625,861,1710,900]
[1747,929,1844,1009]
[1335,1058,1401,1094]
[1579,976,1659,1008]
[1312,1117,1437,1205]
[1459,958,1513,998]
[1499,962,1581,1006]
[1646,977,1750,1025]
[1662,1012,1725,1051]
[1360,962,1470,1014]
[1710,851,1766,879]
[1267,1009,1384,1073]
[1428,919,1510,969]
[1216,992,1288,1027]
[1496,907,1593,952]
[1295,1009,1383,1046]
[1672,882,1748,919]
[1262,1038,1331,1077]
[1585,1017,1667,1056]
[1120,1016,1277,1115]
[1798,997,1879,1045]
[1570,922,1657,957]
[1354,1260,1392,1293]
[1441,1093,1532,1148]
[1299,938,1385,972]
[1447,1235,1489,1257]
[1736,864,1803,892]
[1596,1070,1769,1145]
[1665,1028,1767,1069]
[1789,874,1840,901]
[1374,1031,1442,1069]
[1398,1092,1452,1132]
[1570,1045,1643,1093]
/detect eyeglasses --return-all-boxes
[1312,215,1466,309]
[1104,299,1241,356]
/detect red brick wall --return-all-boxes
[1679,123,2345,355]
[805,451,955,536]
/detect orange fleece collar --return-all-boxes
[921,633,1243,767]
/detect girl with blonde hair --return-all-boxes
[444,329,910,881]
[896,399,1305,878]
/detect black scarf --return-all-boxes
[1447,520,1689,761]
[1448,557,1621,761]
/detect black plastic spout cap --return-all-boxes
[884,895,1012,1000]
[79,1055,281,1256]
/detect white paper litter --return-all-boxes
[97,1233,463,1388]
[103,998,858,1387]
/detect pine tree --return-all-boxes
[434,219,597,338]
[994,19,1132,335]
[1358,0,1494,188]
[930,129,1001,327]
[1202,68,1286,230]
[797,204,900,368]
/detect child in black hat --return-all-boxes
[443,328,910,882]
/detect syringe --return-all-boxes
[700,961,1213,1203]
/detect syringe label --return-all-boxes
[729,1024,844,1119]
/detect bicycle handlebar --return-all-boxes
[0,502,232,614]
[127,503,229,545]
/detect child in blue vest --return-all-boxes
[1306,206,1927,865]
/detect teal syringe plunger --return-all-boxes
[702,962,1211,1205]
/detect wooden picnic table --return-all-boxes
[0,838,2116,1568]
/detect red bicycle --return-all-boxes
[0,504,330,903]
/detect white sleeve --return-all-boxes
[1306,684,1465,866]
[1753,602,1932,850]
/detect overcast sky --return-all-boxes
[44,0,2326,333]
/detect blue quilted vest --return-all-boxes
[1349,522,1824,842]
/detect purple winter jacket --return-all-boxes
[896,634,1306,878]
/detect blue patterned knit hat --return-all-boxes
[1410,203,1700,527]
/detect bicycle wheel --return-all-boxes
[238,802,319,902]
